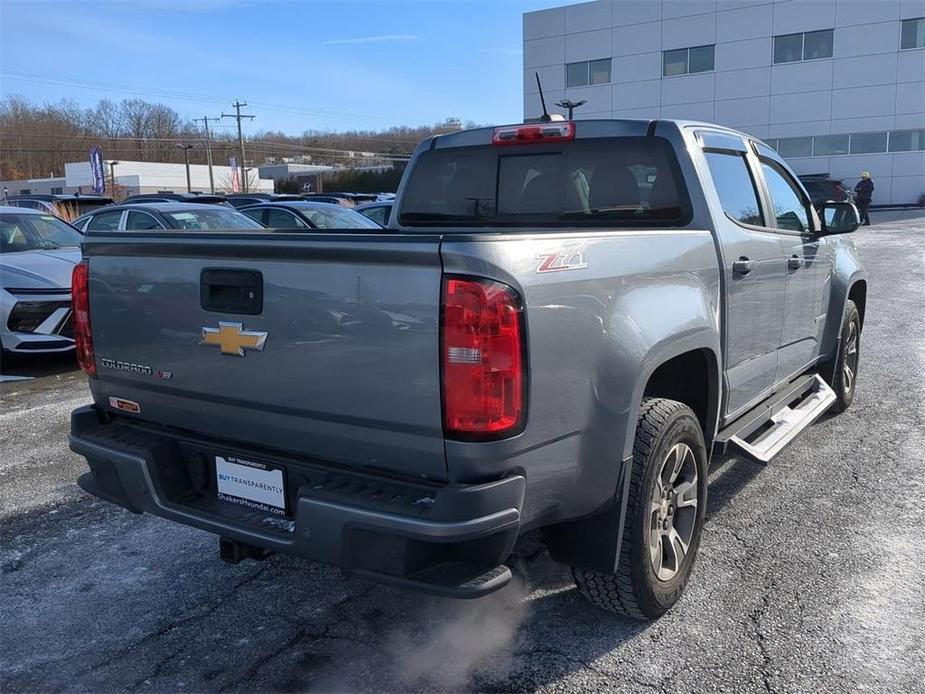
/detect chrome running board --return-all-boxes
[723,375,836,464]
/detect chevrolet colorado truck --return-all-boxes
[69,119,866,619]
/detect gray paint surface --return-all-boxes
[76,119,865,540]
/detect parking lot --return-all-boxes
[2,210,923,693]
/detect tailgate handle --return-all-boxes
[201,268,263,315]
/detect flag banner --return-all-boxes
[89,147,105,195]
[229,156,240,193]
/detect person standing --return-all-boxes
[854,172,874,226]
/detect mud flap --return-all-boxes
[542,454,634,573]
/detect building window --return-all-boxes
[566,58,611,87]
[51,187,63,194]
[776,137,813,158]
[19,188,31,194]
[901,17,925,49]
[813,134,849,156]
[849,132,888,154]
[774,29,833,63]
[888,129,925,151]
[663,45,715,76]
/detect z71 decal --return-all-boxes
[536,250,588,274]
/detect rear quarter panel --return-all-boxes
[441,228,721,525]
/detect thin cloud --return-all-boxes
[323,34,420,46]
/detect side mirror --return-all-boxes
[820,201,860,235]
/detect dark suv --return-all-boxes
[798,176,849,210]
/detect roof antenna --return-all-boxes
[535,72,551,121]
[535,72,565,122]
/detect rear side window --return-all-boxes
[125,211,162,230]
[704,152,764,226]
[399,137,690,227]
[87,210,123,231]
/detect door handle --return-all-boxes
[788,254,803,270]
[732,257,753,275]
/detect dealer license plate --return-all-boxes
[215,455,287,515]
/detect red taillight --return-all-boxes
[71,261,96,377]
[441,277,525,439]
[492,121,575,146]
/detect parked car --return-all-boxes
[2,194,113,222]
[300,194,355,207]
[798,175,850,209]
[354,201,393,226]
[72,203,265,232]
[0,206,83,354]
[239,201,382,230]
[120,193,230,206]
[224,193,304,209]
[69,119,865,620]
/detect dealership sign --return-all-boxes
[89,146,105,195]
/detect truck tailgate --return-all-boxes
[84,232,447,480]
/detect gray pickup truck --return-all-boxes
[69,119,866,619]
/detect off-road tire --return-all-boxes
[829,299,860,413]
[572,398,708,619]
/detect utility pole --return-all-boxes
[195,116,221,194]
[222,101,254,192]
[176,144,194,192]
[107,161,119,199]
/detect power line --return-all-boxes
[195,116,221,193]
[221,101,255,192]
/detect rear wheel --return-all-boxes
[829,299,860,413]
[572,398,708,619]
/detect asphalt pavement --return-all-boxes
[2,210,924,693]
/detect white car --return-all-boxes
[0,206,82,354]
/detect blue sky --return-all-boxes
[0,0,575,135]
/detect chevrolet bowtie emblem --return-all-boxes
[200,322,268,357]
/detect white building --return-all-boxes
[1,161,274,197]
[523,0,925,204]
[65,161,274,195]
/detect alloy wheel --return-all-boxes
[649,442,699,582]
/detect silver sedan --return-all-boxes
[0,206,82,354]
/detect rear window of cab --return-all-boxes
[399,137,691,228]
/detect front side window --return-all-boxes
[399,137,690,228]
[760,162,810,233]
[297,205,382,229]
[704,152,764,226]
[0,213,82,252]
[164,208,264,230]
[358,205,389,225]
[901,17,925,49]
[265,208,308,228]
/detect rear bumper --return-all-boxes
[70,405,525,597]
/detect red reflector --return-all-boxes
[492,121,575,146]
[441,277,525,439]
[71,261,96,377]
